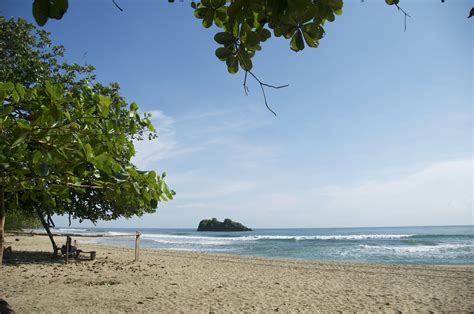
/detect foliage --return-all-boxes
[4,209,41,230]
[0,80,173,222]
[30,0,465,75]
[0,18,174,225]
[193,0,341,73]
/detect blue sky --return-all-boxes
[3,0,473,228]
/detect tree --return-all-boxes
[28,0,467,115]
[0,18,174,263]
[4,209,41,230]
[29,0,470,72]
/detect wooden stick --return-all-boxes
[135,231,141,262]
[65,236,70,264]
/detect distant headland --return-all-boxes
[197,218,252,232]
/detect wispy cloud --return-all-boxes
[132,107,277,170]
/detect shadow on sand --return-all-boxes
[3,250,64,266]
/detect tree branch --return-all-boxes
[112,0,124,12]
[238,51,288,116]
[394,3,411,32]
[245,70,288,117]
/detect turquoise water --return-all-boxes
[54,225,473,265]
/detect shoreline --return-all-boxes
[12,231,473,267]
[2,234,473,312]
[78,239,474,269]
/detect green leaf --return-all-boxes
[130,102,138,111]
[33,151,42,164]
[385,0,399,5]
[11,133,27,148]
[238,45,252,71]
[303,23,324,40]
[45,81,61,98]
[132,182,141,194]
[113,171,129,182]
[290,30,305,52]
[1,105,14,116]
[215,47,232,60]
[226,55,239,74]
[201,0,212,7]
[256,28,271,42]
[33,0,50,26]
[49,0,68,19]
[210,0,225,9]
[99,95,111,117]
[11,90,20,102]
[214,32,235,45]
[17,119,31,130]
[99,95,111,107]
[15,83,26,98]
[299,5,317,23]
[303,30,318,48]
[0,82,15,93]
[242,31,260,48]
[194,7,209,19]
[162,182,173,200]
[227,0,243,18]
[84,143,93,161]
[146,170,157,184]
[202,10,214,28]
[49,184,67,194]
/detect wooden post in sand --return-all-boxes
[65,236,70,264]
[135,231,141,262]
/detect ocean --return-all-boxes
[50,225,473,265]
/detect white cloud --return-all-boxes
[132,107,277,170]
[132,110,208,168]
[146,110,175,129]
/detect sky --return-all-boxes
[2,0,473,228]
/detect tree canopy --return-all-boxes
[29,0,469,75]
[0,18,174,262]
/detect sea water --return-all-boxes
[51,225,473,265]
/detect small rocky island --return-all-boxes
[197,218,252,232]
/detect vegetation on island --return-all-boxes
[0,18,174,262]
[198,218,252,232]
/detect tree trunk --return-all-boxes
[37,210,58,258]
[0,186,5,266]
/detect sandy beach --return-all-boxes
[1,234,473,313]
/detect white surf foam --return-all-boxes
[56,228,89,233]
[358,243,473,256]
[137,233,416,246]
